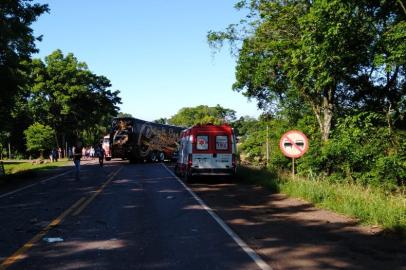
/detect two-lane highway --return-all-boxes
[0,161,271,270]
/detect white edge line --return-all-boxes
[161,163,273,270]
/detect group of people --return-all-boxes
[67,146,100,161]
[49,147,62,162]
[71,142,106,180]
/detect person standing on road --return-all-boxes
[73,141,83,180]
[96,144,105,167]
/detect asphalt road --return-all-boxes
[0,160,269,270]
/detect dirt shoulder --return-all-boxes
[189,180,406,270]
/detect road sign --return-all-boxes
[279,130,309,158]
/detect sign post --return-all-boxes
[279,130,309,178]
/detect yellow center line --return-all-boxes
[72,167,122,216]
[0,197,86,270]
[0,166,122,270]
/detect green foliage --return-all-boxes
[0,0,48,130]
[235,115,290,168]
[209,0,406,192]
[208,0,406,142]
[168,104,236,127]
[117,112,133,118]
[299,112,406,190]
[4,160,68,175]
[236,110,406,191]
[239,165,406,237]
[24,122,55,157]
[19,50,121,147]
[153,118,168,124]
[279,174,406,236]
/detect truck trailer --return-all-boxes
[110,117,183,163]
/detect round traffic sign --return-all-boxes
[279,130,309,158]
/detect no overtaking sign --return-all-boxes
[279,130,309,158]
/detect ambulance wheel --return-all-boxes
[158,151,165,162]
[174,164,180,176]
[184,169,193,183]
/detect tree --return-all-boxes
[22,50,121,147]
[24,122,55,158]
[0,0,48,129]
[208,0,406,142]
[168,105,236,127]
[153,118,168,124]
[117,112,133,118]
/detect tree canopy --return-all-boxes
[20,50,121,146]
[209,0,406,190]
[0,0,49,130]
[168,105,236,127]
[24,122,55,158]
[208,0,406,141]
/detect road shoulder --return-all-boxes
[189,181,406,270]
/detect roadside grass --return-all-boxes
[237,165,406,238]
[0,160,70,185]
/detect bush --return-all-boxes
[299,112,406,190]
[24,122,55,158]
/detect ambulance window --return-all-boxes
[196,135,209,150]
[216,136,228,150]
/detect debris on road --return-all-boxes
[43,237,64,243]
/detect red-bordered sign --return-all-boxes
[279,130,309,158]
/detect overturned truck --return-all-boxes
[110,117,183,163]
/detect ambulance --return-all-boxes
[102,135,112,161]
[175,124,237,181]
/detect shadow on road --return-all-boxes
[186,176,406,270]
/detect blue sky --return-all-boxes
[31,0,262,121]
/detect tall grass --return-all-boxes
[0,160,70,186]
[237,165,406,237]
[3,160,69,175]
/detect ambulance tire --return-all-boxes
[184,169,193,183]
[174,164,180,176]
[158,151,165,162]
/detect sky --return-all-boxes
[31,0,262,122]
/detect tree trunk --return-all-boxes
[308,87,334,142]
[321,88,334,142]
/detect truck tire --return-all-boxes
[150,152,157,162]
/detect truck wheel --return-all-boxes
[129,158,136,164]
[150,152,157,162]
